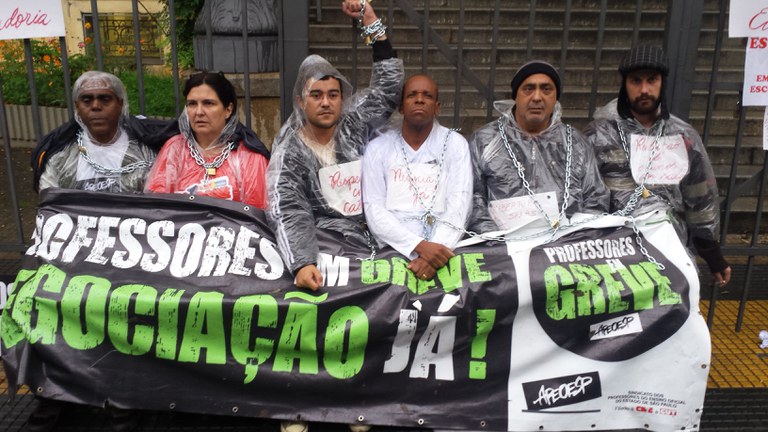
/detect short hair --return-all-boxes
[184,71,238,117]
[72,71,129,117]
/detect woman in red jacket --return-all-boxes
[145,71,270,208]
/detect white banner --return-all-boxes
[729,0,768,38]
[743,38,768,106]
[0,1,65,41]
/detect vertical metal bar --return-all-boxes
[205,0,214,71]
[169,0,182,116]
[526,1,536,59]
[632,0,642,46]
[132,0,147,115]
[23,40,44,143]
[486,0,500,121]
[0,79,26,246]
[351,18,359,91]
[453,0,465,127]
[316,0,323,22]
[664,0,703,120]
[702,0,727,144]
[559,0,572,75]
[59,36,74,120]
[90,0,104,70]
[704,0,730,329]
[421,1,429,73]
[588,0,608,120]
[241,0,252,129]
[279,0,309,121]
[387,0,394,40]
[735,153,768,331]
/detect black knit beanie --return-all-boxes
[510,60,561,100]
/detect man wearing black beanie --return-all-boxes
[468,60,609,234]
[584,46,731,287]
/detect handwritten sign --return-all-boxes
[319,160,363,216]
[488,192,559,231]
[743,38,768,106]
[629,134,689,185]
[729,1,768,37]
[0,1,65,40]
[385,163,446,212]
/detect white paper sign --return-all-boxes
[728,0,768,38]
[630,134,689,185]
[385,163,446,212]
[743,38,768,106]
[764,107,768,150]
[488,192,559,231]
[0,1,65,40]
[319,160,363,216]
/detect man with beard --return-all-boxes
[469,61,609,235]
[585,45,731,286]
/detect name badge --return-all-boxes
[630,134,688,185]
[488,192,559,231]
[385,163,446,212]
[319,160,363,216]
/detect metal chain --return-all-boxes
[614,119,665,216]
[497,118,573,233]
[613,120,667,270]
[187,139,235,184]
[398,128,454,238]
[77,132,154,175]
[356,224,378,261]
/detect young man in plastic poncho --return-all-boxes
[584,46,731,286]
[362,74,472,281]
[469,61,609,235]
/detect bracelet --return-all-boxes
[360,18,386,45]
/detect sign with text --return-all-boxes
[0,189,710,431]
[0,1,65,40]
[630,134,688,185]
[743,37,768,106]
[319,160,363,216]
[729,1,768,38]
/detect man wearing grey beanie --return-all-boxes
[468,60,609,235]
[584,46,731,287]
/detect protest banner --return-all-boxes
[1,189,709,431]
[0,0,65,40]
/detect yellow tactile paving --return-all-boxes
[702,300,768,389]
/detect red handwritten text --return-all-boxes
[0,8,51,32]
[749,7,768,31]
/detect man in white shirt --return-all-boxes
[363,74,472,280]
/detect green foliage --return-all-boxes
[0,38,180,118]
[117,72,180,118]
[161,0,204,70]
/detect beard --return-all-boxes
[629,95,661,116]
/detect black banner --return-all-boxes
[1,189,517,430]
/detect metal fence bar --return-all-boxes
[90,0,104,70]
[205,0,214,71]
[587,0,608,120]
[132,0,147,116]
[453,0,465,127]
[702,0,727,145]
[632,0,643,46]
[241,0,252,129]
[168,0,182,117]
[421,1,429,74]
[58,36,74,120]
[0,79,26,251]
[559,0,572,75]
[486,0,501,121]
[23,40,43,144]
[526,1,535,59]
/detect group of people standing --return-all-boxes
[26,0,729,431]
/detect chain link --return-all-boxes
[187,139,235,184]
[398,128,454,239]
[77,132,154,176]
[497,118,573,234]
